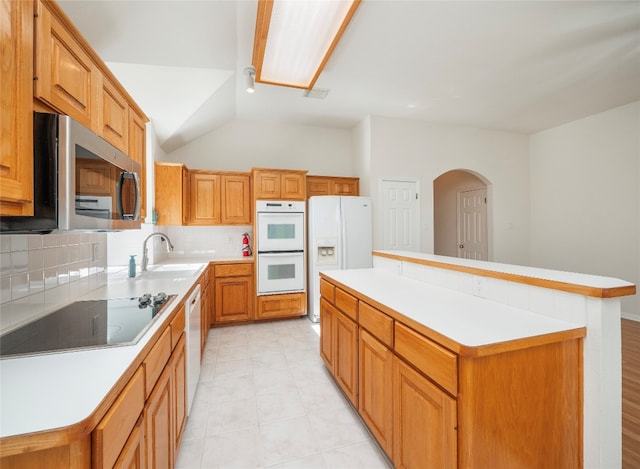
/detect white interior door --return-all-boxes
[457,188,487,260]
[380,179,420,251]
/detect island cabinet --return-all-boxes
[306,176,359,198]
[252,168,307,200]
[319,273,584,469]
[0,0,34,216]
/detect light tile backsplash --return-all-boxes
[0,233,107,334]
[156,225,253,261]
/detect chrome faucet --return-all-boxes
[141,232,175,271]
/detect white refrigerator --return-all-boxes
[307,196,373,322]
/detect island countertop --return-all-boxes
[320,267,586,357]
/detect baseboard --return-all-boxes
[621,311,640,322]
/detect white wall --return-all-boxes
[530,101,640,315]
[162,119,354,175]
[366,116,531,264]
[352,116,372,197]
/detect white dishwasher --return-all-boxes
[185,285,201,415]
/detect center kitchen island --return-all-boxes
[318,251,634,469]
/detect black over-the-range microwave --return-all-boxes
[0,112,141,234]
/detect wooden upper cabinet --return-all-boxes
[100,76,129,153]
[0,0,34,215]
[129,109,146,218]
[253,169,307,200]
[188,171,221,225]
[307,175,359,198]
[221,174,251,224]
[154,163,188,226]
[35,0,99,129]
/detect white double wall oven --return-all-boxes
[256,201,306,295]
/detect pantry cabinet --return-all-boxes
[213,263,254,323]
[252,169,307,200]
[306,175,359,198]
[0,0,34,215]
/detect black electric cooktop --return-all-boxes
[0,293,176,358]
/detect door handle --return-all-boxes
[459,244,464,248]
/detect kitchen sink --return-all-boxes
[137,264,203,280]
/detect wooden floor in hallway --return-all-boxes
[623,318,640,469]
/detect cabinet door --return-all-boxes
[144,365,173,469]
[253,170,281,199]
[359,329,393,457]
[221,174,251,224]
[334,310,358,406]
[188,172,221,225]
[114,415,145,469]
[35,0,98,128]
[154,163,186,226]
[0,0,34,215]
[101,76,129,152]
[319,298,335,369]
[214,276,252,322]
[129,109,146,219]
[256,292,305,319]
[281,172,306,200]
[393,357,456,469]
[306,176,331,198]
[171,334,187,457]
[331,178,359,196]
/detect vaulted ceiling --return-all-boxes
[58,0,640,154]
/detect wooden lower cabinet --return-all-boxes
[334,310,358,407]
[359,328,393,457]
[171,334,187,456]
[145,363,173,469]
[114,416,145,469]
[319,298,335,369]
[320,297,358,406]
[256,292,306,319]
[393,357,457,469]
[214,264,254,323]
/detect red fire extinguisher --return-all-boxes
[242,232,252,257]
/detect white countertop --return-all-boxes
[376,250,635,291]
[0,257,238,439]
[323,268,583,348]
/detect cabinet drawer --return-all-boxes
[214,263,253,277]
[359,302,393,349]
[143,327,172,398]
[93,367,145,469]
[170,304,185,350]
[257,292,305,319]
[336,288,358,321]
[394,323,457,395]
[320,278,335,304]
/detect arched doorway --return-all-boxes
[433,169,490,260]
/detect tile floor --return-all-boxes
[176,317,391,469]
